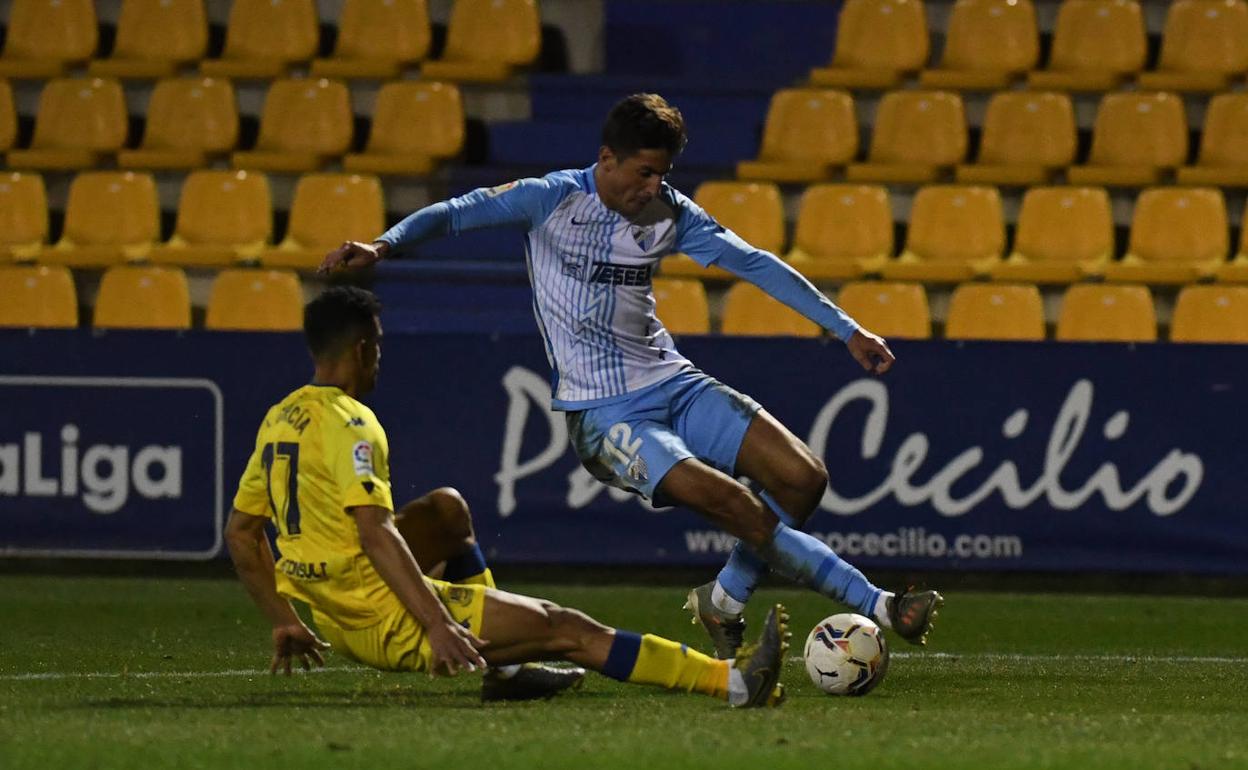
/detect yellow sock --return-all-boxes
[628,634,729,700]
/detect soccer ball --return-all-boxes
[803,613,889,696]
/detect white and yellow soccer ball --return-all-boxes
[803,613,890,696]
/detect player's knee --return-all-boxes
[791,455,828,514]
[427,487,475,543]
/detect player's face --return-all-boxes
[597,147,673,218]
[358,317,382,394]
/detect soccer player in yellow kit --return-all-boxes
[225,286,790,707]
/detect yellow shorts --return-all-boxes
[313,578,487,673]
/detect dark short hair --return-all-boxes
[303,286,382,359]
[602,93,687,159]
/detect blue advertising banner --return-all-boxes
[2,329,1246,573]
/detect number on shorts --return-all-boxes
[604,423,643,466]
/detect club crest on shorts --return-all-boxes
[631,225,656,251]
[352,441,373,476]
[626,453,649,483]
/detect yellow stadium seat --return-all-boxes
[94,266,191,329]
[920,0,1038,91]
[1,80,15,151]
[1056,284,1156,342]
[311,0,431,79]
[421,0,541,83]
[882,185,1003,282]
[651,278,710,335]
[1102,187,1227,285]
[200,0,318,79]
[344,82,464,176]
[1066,93,1188,187]
[0,172,48,261]
[88,0,207,79]
[1170,285,1248,342]
[945,283,1045,340]
[810,0,929,90]
[1137,0,1248,93]
[1216,208,1248,282]
[955,91,1076,186]
[662,182,784,281]
[0,265,77,328]
[736,89,857,183]
[846,91,966,184]
[148,170,271,267]
[1027,0,1146,92]
[116,78,238,170]
[785,184,892,280]
[41,171,159,268]
[1177,93,1248,187]
[6,78,127,170]
[835,281,931,339]
[263,174,385,270]
[232,79,353,172]
[721,282,821,337]
[991,187,1113,283]
[206,269,303,331]
[0,0,97,79]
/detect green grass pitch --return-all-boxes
[2,575,1247,770]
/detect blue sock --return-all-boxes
[714,491,795,603]
[758,523,881,616]
[601,630,643,681]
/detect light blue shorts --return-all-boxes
[565,369,761,505]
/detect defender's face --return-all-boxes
[598,147,673,218]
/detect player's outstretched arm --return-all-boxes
[224,509,330,675]
[352,505,488,676]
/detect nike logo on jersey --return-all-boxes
[588,261,652,286]
[570,217,594,226]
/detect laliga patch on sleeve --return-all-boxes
[485,181,519,197]
[352,441,374,476]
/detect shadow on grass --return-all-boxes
[55,687,617,711]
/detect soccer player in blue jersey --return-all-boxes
[320,94,942,659]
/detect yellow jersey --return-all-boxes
[232,384,402,629]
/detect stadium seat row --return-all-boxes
[0,77,464,173]
[663,181,1248,286]
[0,0,540,83]
[738,87,1248,188]
[815,0,1248,93]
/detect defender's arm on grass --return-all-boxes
[224,509,329,675]
[351,504,488,676]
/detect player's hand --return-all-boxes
[317,240,388,275]
[425,620,488,678]
[269,622,330,676]
[846,329,896,375]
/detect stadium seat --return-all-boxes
[1055,284,1156,342]
[1137,0,1248,93]
[232,79,353,173]
[1103,187,1227,285]
[651,278,710,335]
[117,78,238,170]
[262,174,385,269]
[1177,93,1248,187]
[785,184,892,280]
[5,78,127,170]
[845,91,966,184]
[809,0,929,90]
[88,0,208,79]
[945,283,1045,341]
[662,182,785,281]
[1066,92,1188,187]
[881,185,1003,281]
[40,171,159,267]
[990,186,1113,283]
[148,170,271,267]
[0,265,78,328]
[835,281,931,339]
[1027,0,1146,92]
[721,282,821,337]
[736,89,858,183]
[421,0,541,83]
[1170,285,1248,343]
[94,265,191,329]
[344,82,464,176]
[0,80,15,152]
[311,0,431,79]
[1217,208,1248,282]
[0,0,97,79]
[955,91,1076,186]
[200,0,318,79]
[0,172,48,261]
[919,0,1039,91]
[205,269,303,331]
